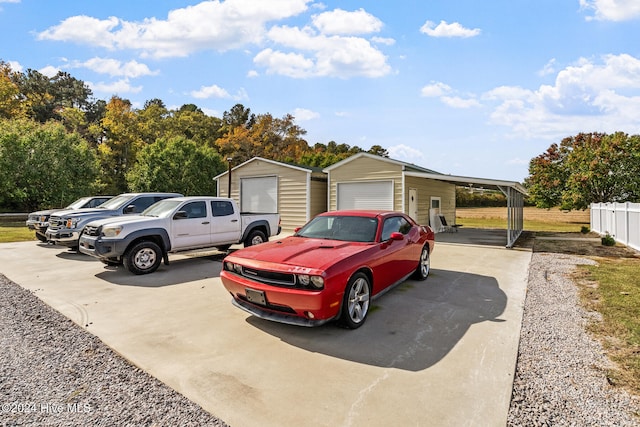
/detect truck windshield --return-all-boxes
[142,200,182,217]
[66,197,92,209]
[97,195,133,210]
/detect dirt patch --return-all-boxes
[532,232,640,258]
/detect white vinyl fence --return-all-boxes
[590,202,640,252]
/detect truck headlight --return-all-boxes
[102,226,123,237]
[65,218,78,228]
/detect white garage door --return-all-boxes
[337,181,394,210]
[241,176,278,213]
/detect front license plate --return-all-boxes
[246,288,266,306]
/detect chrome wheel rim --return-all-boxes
[251,235,264,245]
[347,277,370,324]
[420,248,430,277]
[134,248,156,270]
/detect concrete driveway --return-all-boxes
[0,230,531,427]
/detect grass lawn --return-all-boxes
[575,258,640,394]
[456,206,590,232]
[0,221,36,243]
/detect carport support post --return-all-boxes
[227,157,233,197]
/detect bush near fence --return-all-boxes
[591,202,640,252]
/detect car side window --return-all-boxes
[381,216,411,241]
[181,201,207,219]
[398,217,412,234]
[211,200,234,217]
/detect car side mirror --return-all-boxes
[389,232,404,241]
[124,204,136,214]
[174,211,188,220]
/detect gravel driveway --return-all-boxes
[1,252,639,426]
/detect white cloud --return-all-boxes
[71,57,158,78]
[39,65,60,77]
[538,58,557,76]
[387,144,425,162]
[420,81,452,97]
[420,82,479,108]
[293,107,319,121]
[420,20,481,38]
[37,0,312,58]
[256,25,391,78]
[7,60,23,72]
[190,84,231,99]
[36,1,390,80]
[371,36,395,46]
[312,8,383,35]
[247,70,259,78]
[580,0,640,21]
[89,78,143,94]
[485,53,640,138]
[441,96,481,109]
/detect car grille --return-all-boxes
[240,267,296,286]
[83,225,100,236]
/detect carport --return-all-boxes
[404,172,527,248]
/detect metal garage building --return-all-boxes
[324,153,527,248]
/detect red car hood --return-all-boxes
[228,236,372,271]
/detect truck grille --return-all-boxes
[83,225,100,236]
[240,267,296,286]
[48,217,64,229]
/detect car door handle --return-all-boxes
[202,221,210,224]
[231,219,238,222]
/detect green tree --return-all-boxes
[97,96,142,194]
[16,69,92,123]
[526,132,640,210]
[127,136,224,195]
[168,104,223,146]
[0,61,27,119]
[0,118,100,211]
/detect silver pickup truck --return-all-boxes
[78,196,281,274]
[26,195,113,242]
[46,192,183,249]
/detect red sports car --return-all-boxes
[220,210,435,329]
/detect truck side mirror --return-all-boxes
[124,204,136,214]
[174,211,188,220]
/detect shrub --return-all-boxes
[601,233,616,246]
[581,226,590,234]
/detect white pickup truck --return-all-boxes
[78,196,281,275]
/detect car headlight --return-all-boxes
[102,225,123,238]
[297,274,324,289]
[65,218,78,228]
[225,262,243,274]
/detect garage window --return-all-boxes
[337,181,393,210]
[241,176,278,213]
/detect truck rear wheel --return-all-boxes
[244,230,267,247]
[124,241,162,275]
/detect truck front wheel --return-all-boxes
[244,229,267,247]
[124,241,162,275]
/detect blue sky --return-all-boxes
[2,0,640,183]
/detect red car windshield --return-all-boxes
[295,215,378,243]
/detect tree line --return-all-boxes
[0,61,388,211]
[3,61,638,213]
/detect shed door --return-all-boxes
[241,176,277,213]
[337,181,393,210]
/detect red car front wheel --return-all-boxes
[340,272,371,329]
